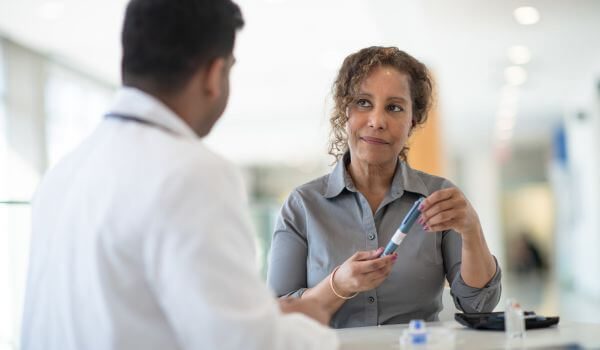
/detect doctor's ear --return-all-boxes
[202,57,228,99]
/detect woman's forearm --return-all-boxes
[301,273,348,315]
[460,226,497,288]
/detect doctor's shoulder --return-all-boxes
[158,141,244,199]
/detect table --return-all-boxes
[336,321,600,349]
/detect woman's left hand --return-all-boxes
[417,188,481,238]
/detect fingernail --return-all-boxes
[418,203,424,210]
[418,217,424,225]
[424,226,430,231]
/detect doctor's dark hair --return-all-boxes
[328,46,434,162]
[121,0,244,93]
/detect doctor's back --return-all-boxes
[22,90,250,349]
[20,0,339,349]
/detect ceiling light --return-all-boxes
[507,45,531,65]
[514,6,540,25]
[38,1,65,20]
[504,66,527,86]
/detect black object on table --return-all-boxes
[455,311,560,331]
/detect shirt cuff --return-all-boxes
[281,288,308,299]
[450,255,502,313]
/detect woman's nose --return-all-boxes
[368,110,386,129]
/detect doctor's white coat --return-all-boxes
[21,87,338,350]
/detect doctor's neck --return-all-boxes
[123,56,231,138]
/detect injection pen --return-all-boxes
[382,197,425,256]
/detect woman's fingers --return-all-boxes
[424,208,463,227]
[350,247,383,262]
[419,188,471,232]
[360,256,396,277]
[419,198,460,224]
[365,260,395,285]
[338,248,395,293]
[427,218,459,232]
[419,188,481,236]
[420,188,454,210]
[355,253,396,273]
[344,254,396,291]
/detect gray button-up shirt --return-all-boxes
[267,153,501,328]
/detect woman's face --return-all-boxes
[346,65,413,167]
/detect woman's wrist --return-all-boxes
[330,266,358,299]
[459,221,484,242]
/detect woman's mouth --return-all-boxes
[360,136,389,145]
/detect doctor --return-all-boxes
[20,0,338,349]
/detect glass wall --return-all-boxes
[45,64,112,168]
[0,38,30,350]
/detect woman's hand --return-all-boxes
[418,188,482,238]
[332,247,397,296]
[418,188,497,288]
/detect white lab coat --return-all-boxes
[21,87,339,350]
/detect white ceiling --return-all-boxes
[1,0,599,164]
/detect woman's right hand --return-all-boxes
[332,247,397,296]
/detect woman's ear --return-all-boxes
[203,57,227,99]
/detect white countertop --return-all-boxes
[335,320,600,349]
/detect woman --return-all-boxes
[267,47,501,328]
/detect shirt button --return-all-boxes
[368,233,376,240]
[368,296,375,303]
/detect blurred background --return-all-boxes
[0,0,599,348]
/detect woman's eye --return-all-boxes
[388,104,404,112]
[356,99,372,107]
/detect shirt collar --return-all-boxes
[106,87,198,139]
[324,152,352,198]
[324,152,430,199]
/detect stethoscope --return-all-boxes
[104,113,177,136]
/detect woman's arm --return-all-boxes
[418,188,496,288]
[418,186,501,312]
[267,193,397,316]
[277,297,331,325]
[302,248,396,315]
[460,224,497,288]
[267,193,311,299]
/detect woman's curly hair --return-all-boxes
[328,46,434,162]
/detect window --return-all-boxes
[45,64,112,168]
[0,40,113,350]
[0,39,29,350]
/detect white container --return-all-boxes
[408,319,427,344]
[399,321,455,350]
[505,298,526,339]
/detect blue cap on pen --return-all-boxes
[399,197,424,233]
